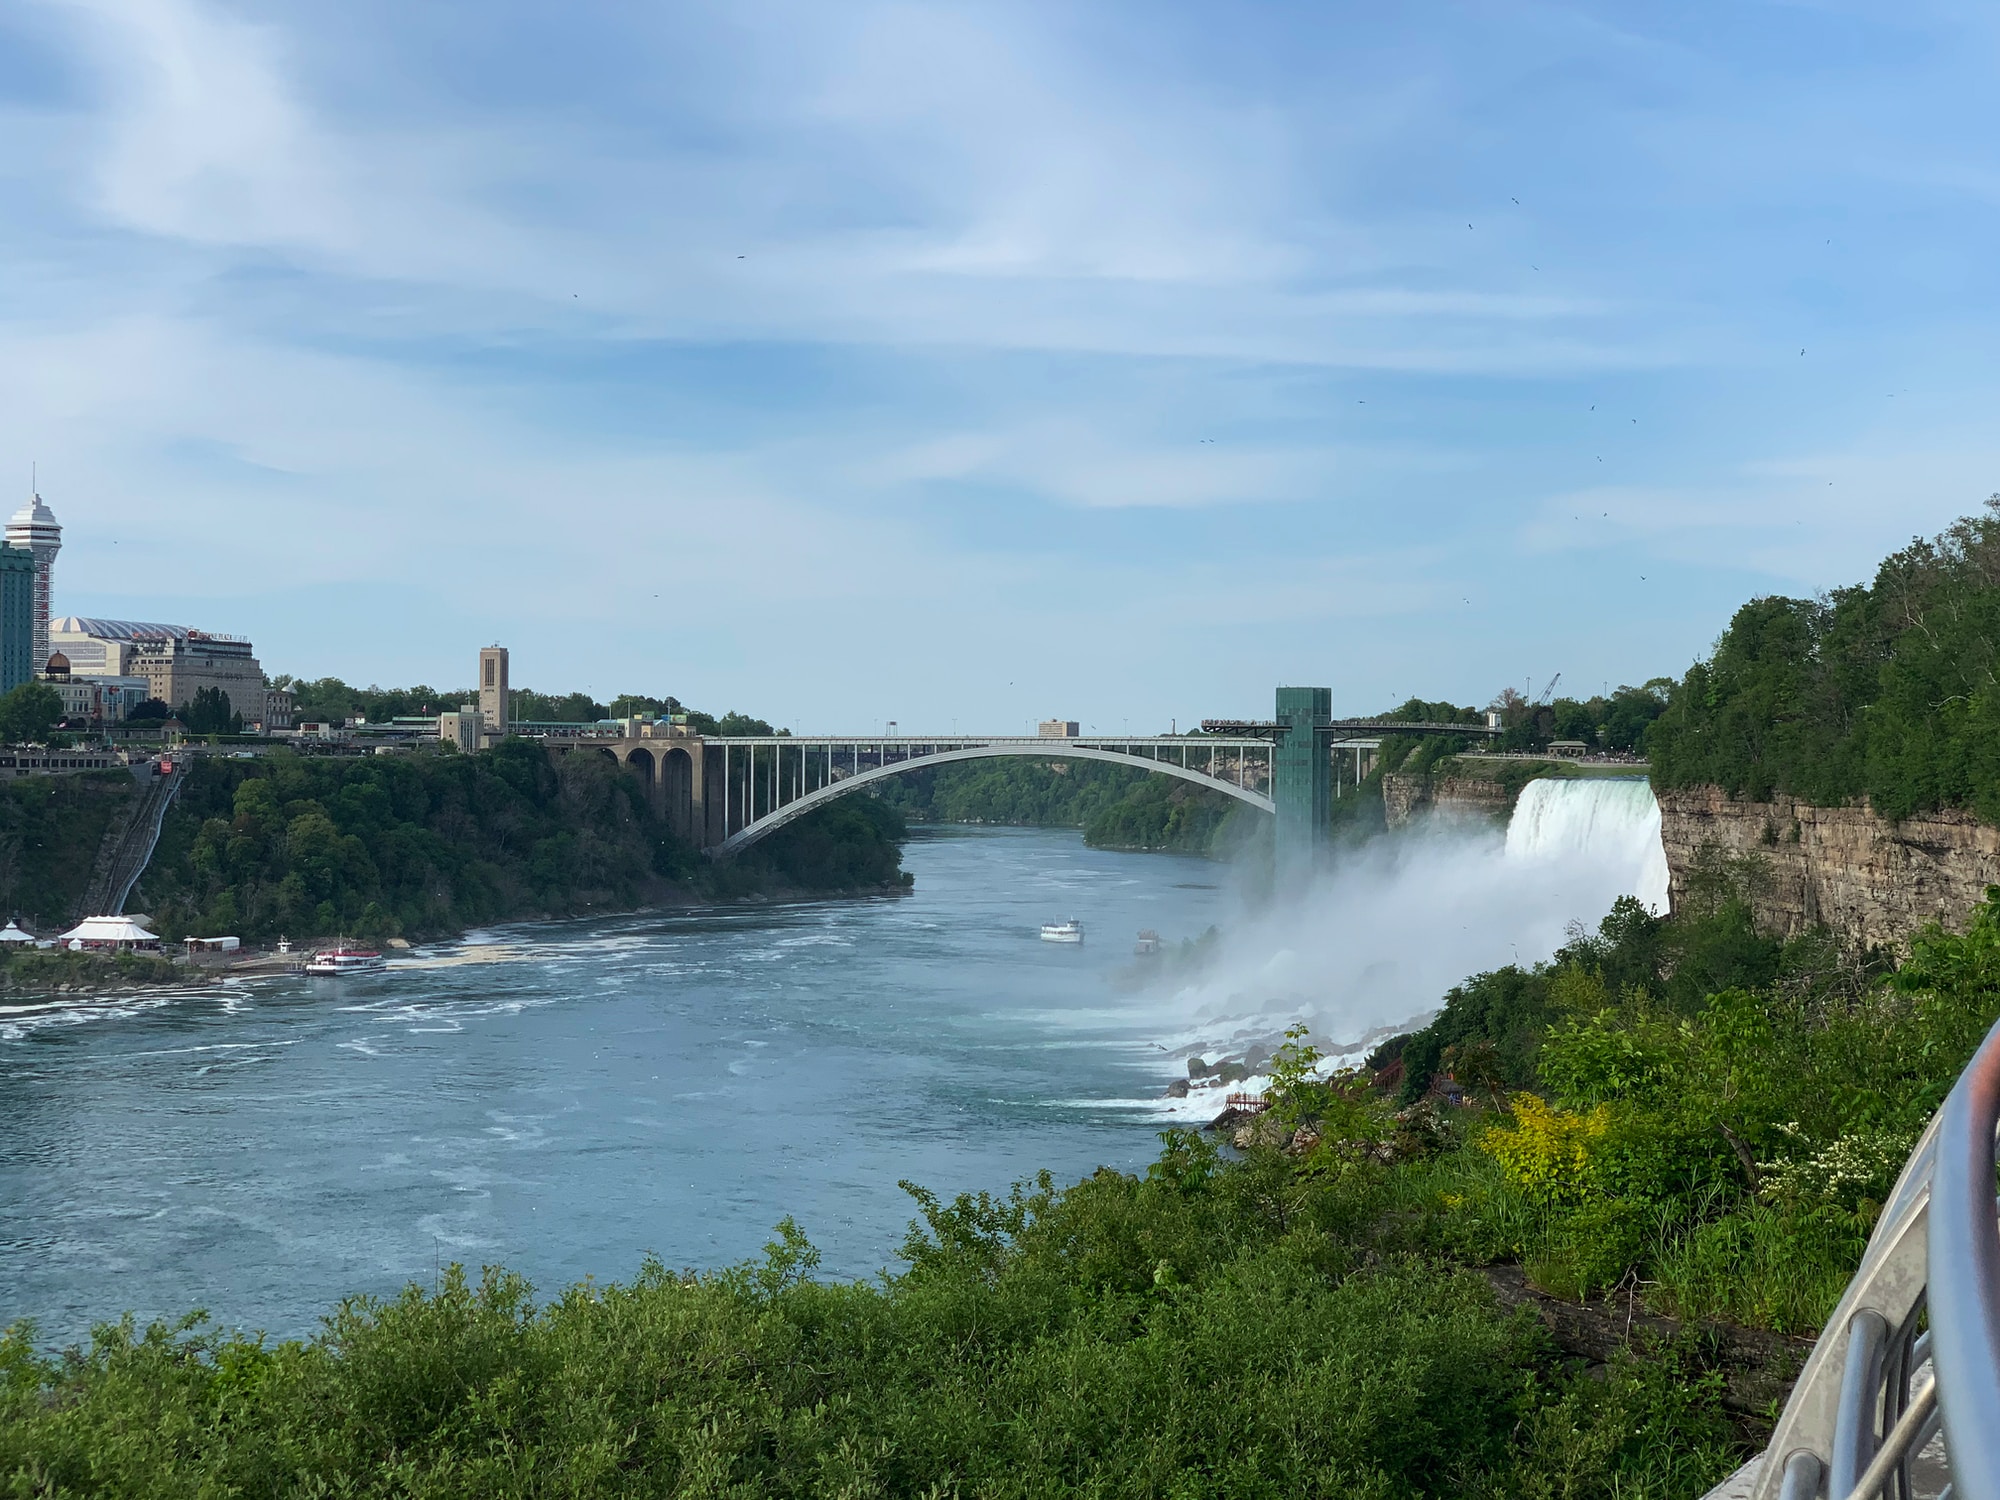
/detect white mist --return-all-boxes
[1145,777,1669,1104]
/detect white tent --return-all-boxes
[57,915,162,951]
[0,920,34,945]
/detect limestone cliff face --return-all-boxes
[1383,773,1515,828]
[1655,785,2000,951]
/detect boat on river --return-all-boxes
[304,945,385,976]
[1040,919,1084,944]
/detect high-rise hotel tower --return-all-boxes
[5,487,60,674]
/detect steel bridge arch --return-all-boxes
[712,742,1275,858]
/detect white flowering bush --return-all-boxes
[1758,1124,1918,1214]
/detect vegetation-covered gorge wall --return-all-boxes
[135,743,909,942]
[0,770,135,926]
[1649,499,2000,950]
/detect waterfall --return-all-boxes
[1504,777,1670,914]
[1142,773,1675,1091]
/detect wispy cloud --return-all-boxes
[1,0,1996,722]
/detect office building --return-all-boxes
[4,489,59,678]
[439,705,484,753]
[51,617,265,722]
[0,544,33,693]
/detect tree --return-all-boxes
[0,681,62,744]
[127,698,171,722]
[608,693,683,719]
[181,687,242,736]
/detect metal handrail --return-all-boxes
[1930,1013,2000,1500]
[1730,1012,2000,1500]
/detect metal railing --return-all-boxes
[1727,1013,2000,1500]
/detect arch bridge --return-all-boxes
[538,687,1495,868]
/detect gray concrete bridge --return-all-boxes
[538,688,1496,866]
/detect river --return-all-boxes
[1,781,1674,1347]
[0,826,1241,1343]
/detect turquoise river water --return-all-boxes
[0,827,1240,1343]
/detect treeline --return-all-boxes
[135,744,906,942]
[1649,498,2000,820]
[1363,691,1666,757]
[875,758,1252,856]
[273,677,788,737]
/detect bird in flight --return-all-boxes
[1512,197,1520,205]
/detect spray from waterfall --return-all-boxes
[1147,777,1671,1091]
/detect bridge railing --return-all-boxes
[1719,1014,2000,1500]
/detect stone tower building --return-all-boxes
[5,488,60,676]
[479,645,509,741]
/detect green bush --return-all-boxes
[0,1146,1746,1500]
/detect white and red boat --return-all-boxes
[304,944,385,976]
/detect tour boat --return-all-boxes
[304,944,385,976]
[1134,930,1161,955]
[1040,919,1084,944]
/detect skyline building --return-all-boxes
[5,488,60,675]
[0,544,33,693]
[50,617,265,723]
[479,645,509,740]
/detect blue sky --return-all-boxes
[1,1,1996,731]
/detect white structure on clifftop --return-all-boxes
[5,486,60,675]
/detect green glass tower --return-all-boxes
[1272,685,1332,878]
[0,543,33,694]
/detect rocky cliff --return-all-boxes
[1382,770,1529,828]
[1655,785,2000,951]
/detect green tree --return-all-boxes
[0,681,62,744]
[180,687,242,736]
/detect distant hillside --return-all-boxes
[874,758,1254,856]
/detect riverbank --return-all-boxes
[0,947,181,995]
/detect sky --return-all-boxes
[1,0,1996,732]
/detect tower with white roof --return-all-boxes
[5,484,61,675]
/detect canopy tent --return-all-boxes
[57,915,162,950]
[0,920,34,945]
